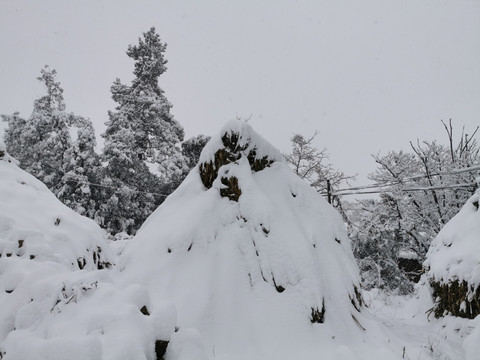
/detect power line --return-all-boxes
[331,165,480,197]
[332,183,476,197]
[62,163,480,199]
[402,182,476,192]
[62,173,170,197]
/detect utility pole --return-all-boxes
[327,180,332,204]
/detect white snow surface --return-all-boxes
[1,120,479,359]
[425,189,480,286]
[198,119,285,165]
[0,152,173,360]
[0,152,113,270]
[121,120,405,359]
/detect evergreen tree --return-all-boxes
[100,110,161,234]
[1,112,28,161]
[57,115,103,219]
[2,66,103,223]
[181,134,211,169]
[101,27,187,234]
[3,66,71,190]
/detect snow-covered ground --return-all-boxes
[361,287,479,360]
[1,121,479,359]
[0,138,170,360]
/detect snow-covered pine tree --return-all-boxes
[100,110,160,235]
[57,115,103,220]
[2,66,106,225]
[1,112,28,162]
[181,134,211,169]
[101,27,187,234]
[123,27,187,176]
[3,66,71,191]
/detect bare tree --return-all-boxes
[284,132,354,199]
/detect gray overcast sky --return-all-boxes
[1,0,479,185]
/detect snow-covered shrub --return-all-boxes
[349,197,415,295]
[424,189,480,319]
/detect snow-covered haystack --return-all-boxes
[0,147,175,360]
[424,188,480,319]
[121,120,363,358]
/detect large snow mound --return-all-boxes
[0,150,178,360]
[0,153,113,270]
[425,189,480,287]
[121,120,364,358]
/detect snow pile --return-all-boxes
[121,120,366,359]
[425,189,480,286]
[0,151,113,270]
[0,261,175,360]
[424,188,480,319]
[0,151,177,359]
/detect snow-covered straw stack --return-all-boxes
[121,119,364,358]
[424,187,480,319]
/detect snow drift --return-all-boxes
[0,149,112,270]
[121,120,364,359]
[424,187,480,319]
[0,146,174,360]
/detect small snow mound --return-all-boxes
[0,261,177,360]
